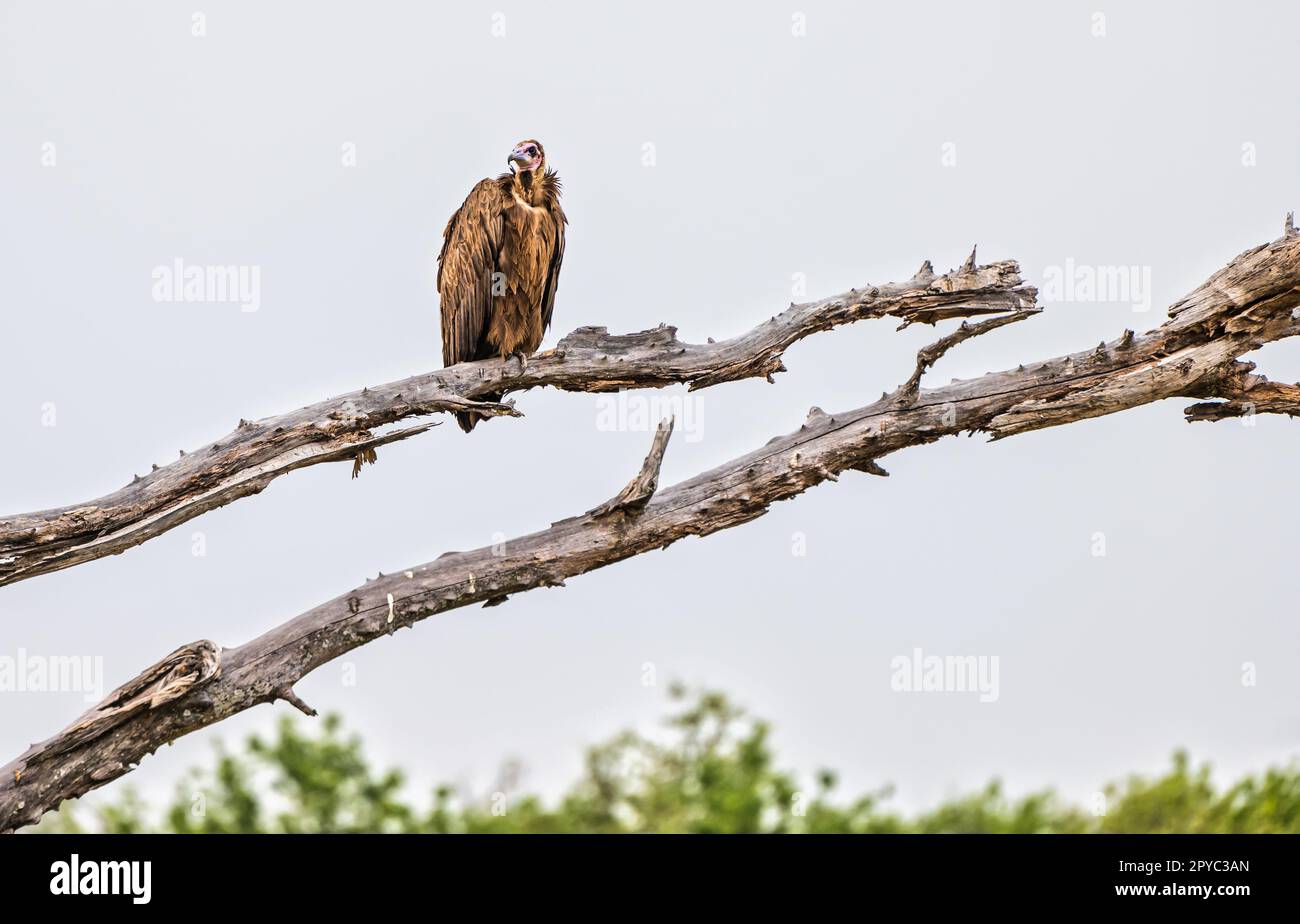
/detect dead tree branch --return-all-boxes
[0,260,1032,589]
[1183,361,1300,421]
[3,224,1298,832]
[587,417,675,517]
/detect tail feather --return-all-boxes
[456,391,503,433]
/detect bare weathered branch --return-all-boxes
[0,259,1033,589]
[588,417,674,517]
[14,640,221,767]
[899,309,1042,398]
[4,225,1299,832]
[274,686,318,718]
[1184,362,1300,421]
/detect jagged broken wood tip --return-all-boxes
[588,417,675,517]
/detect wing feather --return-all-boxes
[438,179,507,366]
[539,185,567,334]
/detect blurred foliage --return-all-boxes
[30,685,1300,833]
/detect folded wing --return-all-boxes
[438,179,507,366]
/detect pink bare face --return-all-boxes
[508,140,544,173]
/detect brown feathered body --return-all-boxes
[438,154,566,431]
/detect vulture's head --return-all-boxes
[508,139,546,174]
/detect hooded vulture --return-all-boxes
[437,139,567,431]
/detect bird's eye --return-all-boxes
[527,146,537,155]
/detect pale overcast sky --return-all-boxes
[2,0,1299,816]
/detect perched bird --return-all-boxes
[437,139,567,431]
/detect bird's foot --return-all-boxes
[510,351,529,375]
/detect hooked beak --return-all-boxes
[508,148,531,167]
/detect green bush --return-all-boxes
[30,686,1300,833]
